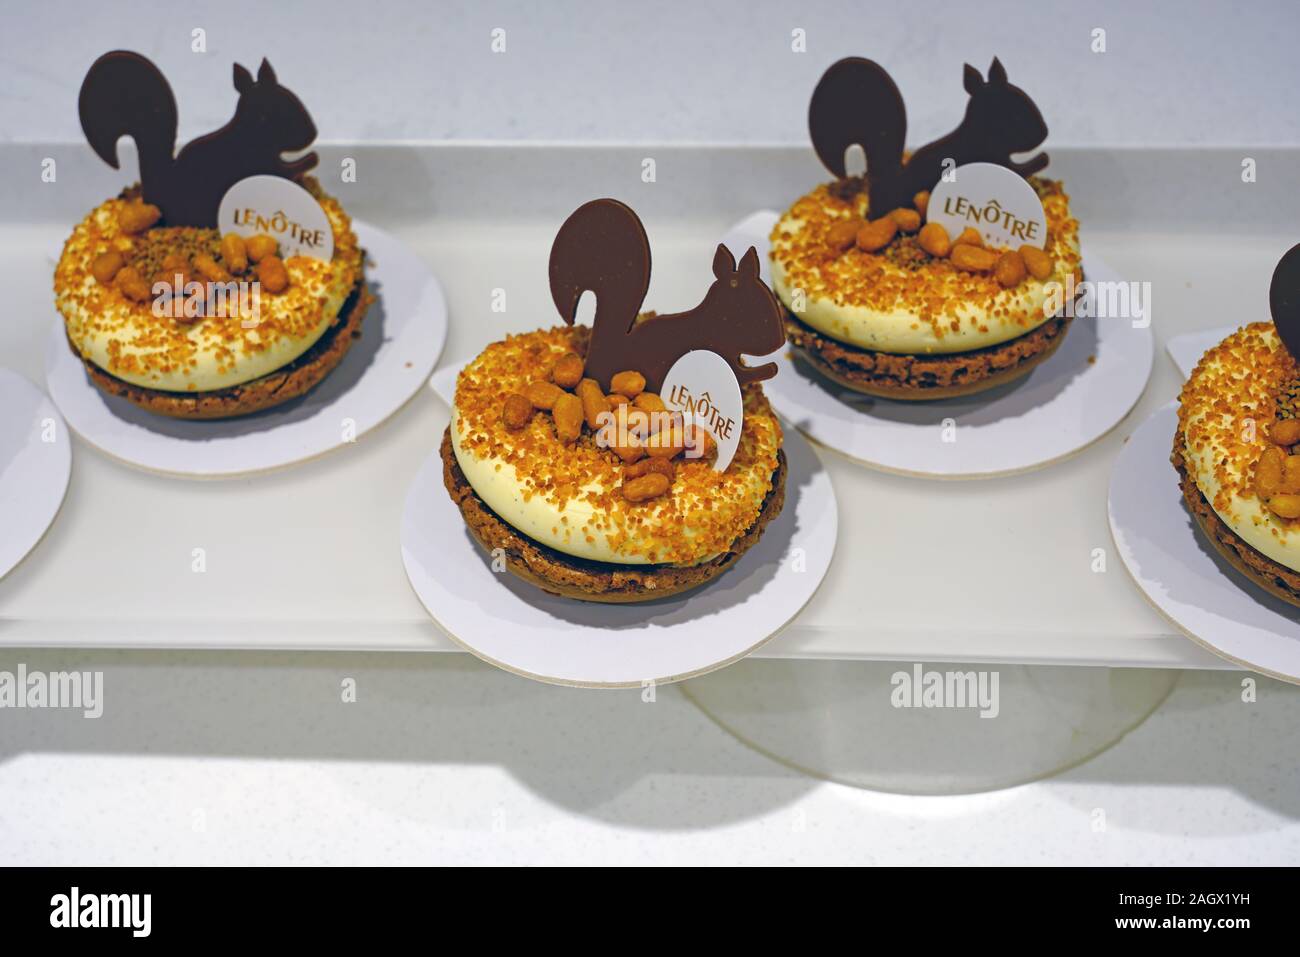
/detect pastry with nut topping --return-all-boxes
[774,56,1083,400]
[442,199,789,603]
[1173,246,1300,608]
[56,51,370,419]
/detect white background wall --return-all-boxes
[3,0,1297,146]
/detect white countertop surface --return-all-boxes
[1,648,1297,865]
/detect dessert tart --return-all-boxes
[773,175,1082,399]
[1174,324,1300,607]
[56,51,370,419]
[56,180,367,419]
[1174,247,1300,608]
[773,56,1082,400]
[442,327,787,602]
[442,199,789,603]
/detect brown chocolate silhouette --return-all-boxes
[549,199,786,394]
[1270,243,1300,361]
[78,51,318,228]
[809,56,1049,216]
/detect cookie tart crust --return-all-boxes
[1174,322,1300,607]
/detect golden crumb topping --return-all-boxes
[1178,322,1300,569]
[769,177,1082,353]
[452,327,783,566]
[54,177,361,392]
[1179,323,1293,509]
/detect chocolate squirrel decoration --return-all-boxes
[1270,243,1300,360]
[549,199,786,394]
[809,56,1049,216]
[78,51,318,228]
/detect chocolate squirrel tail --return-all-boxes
[79,52,179,208]
[549,198,652,341]
[808,57,910,214]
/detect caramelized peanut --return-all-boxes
[611,439,645,464]
[606,393,630,409]
[551,353,584,389]
[502,393,534,430]
[194,252,231,283]
[888,208,921,233]
[622,472,671,503]
[956,227,983,248]
[634,392,666,414]
[649,410,684,436]
[1283,455,1300,494]
[91,251,124,285]
[576,377,610,430]
[855,217,897,253]
[160,252,191,287]
[118,201,161,234]
[220,233,249,275]
[995,250,1027,288]
[950,244,999,273]
[626,457,675,481]
[912,190,930,218]
[1256,446,1286,499]
[114,266,151,302]
[1019,244,1053,281]
[552,393,583,443]
[257,255,289,293]
[523,380,564,410]
[1270,418,1300,447]
[610,370,646,397]
[646,424,686,459]
[619,406,652,441]
[1269,494,1300,519]
[600,405,647,463]
[245,234,279,263]
[826,219,860,253]
[917,222,951,258]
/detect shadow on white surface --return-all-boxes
[0,648,1297,837]
[0,649,817,830]
[683,658,1180,795]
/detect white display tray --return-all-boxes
[4,142,1296,669]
